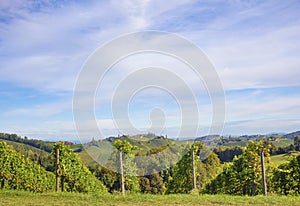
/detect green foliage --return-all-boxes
[0,139,54,171]
[0,141,55,192]
[51,142,107,193]
[113,139,140,193]
[270,151,300,167]
[139,173,165,194]
[294,136,300,151]
[270,155,300,195]
[90,165,119,193]
[166,142,221,194]
[2,131,300,196]
[0,133,53,152]
[113,139,137,154]
[204,141,271,195]
[213,146,243,163]
[123,156,140,193]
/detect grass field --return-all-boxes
[270,151,300,167]
[271,138,294,148]
[0,190,300,206]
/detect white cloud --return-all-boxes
[1,0,300,139]
[2,99,71,118]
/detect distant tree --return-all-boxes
[294,136,300,151]
[213,146,243,163]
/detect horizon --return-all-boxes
[3,130,299,144]
[1,1,300,142]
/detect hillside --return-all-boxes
[0,131,300,196]
[270,151,300,167]
[79,135,183,167]
[282,131,300,139]
[1,131,299,168]
[0,138,54,170]
[0,133,54,153]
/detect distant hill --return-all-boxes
[195,135,220,141]
[1,130,299,168]
[282,131,300,139]
[0,133,54,152]
[79,134,181,167]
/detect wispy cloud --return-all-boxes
[1,0,300,140]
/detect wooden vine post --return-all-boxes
[261,151,267,195]
[119,148,125,196]
[55,147,60,192]
[192,149,196,190]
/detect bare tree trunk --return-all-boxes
[192,149,196,190]
[261,151,267,195]
[55,147,60,192]
[119,148,125,196]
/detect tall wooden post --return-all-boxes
[192,149,196,190]
[119,148,125,195]
[55,147,60,192]
[261,151,267,195]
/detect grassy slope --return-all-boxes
[77,149,97,166]
[1,190,300,206]
[2,136,297,169]
[0,139,50,155]
[76,137,180,167]
[272,138,294,148]
[270,151,300,167]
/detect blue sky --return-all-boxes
[0,0,300,141]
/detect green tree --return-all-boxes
[113,139,140,194]
[91,165,119,193]
[139,172,165,194]
[204,141,271,195]
[294,136,300,151]
[166,142,220,194]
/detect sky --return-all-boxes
[0,0,300,142]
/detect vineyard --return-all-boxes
[0,142,55,192]
[0,141,107,194]
[0,133,300,205]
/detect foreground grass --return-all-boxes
[0,190,300,206]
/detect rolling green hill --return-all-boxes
[0,133,54,153]
[1,131,300,197]
[270,151,300,167]
[1,132,299,169]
